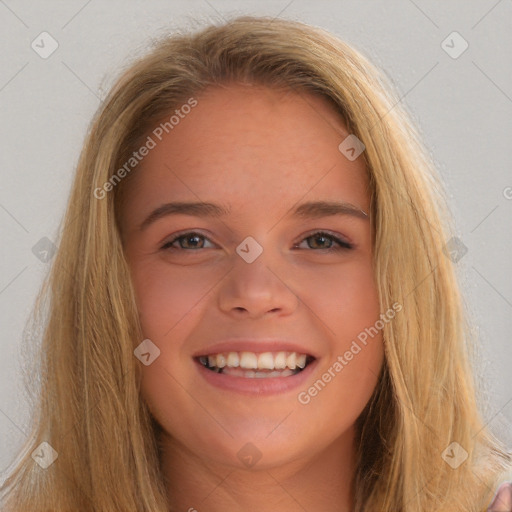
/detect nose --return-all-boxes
[217,252,299,319]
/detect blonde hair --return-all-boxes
[1,15,510,512]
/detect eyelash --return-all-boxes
[160,230,354,252]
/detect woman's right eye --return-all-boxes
[160,232,214,251]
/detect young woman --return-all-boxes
[1,15,511,512]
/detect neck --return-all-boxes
[161,427,357,512]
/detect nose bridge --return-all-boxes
[232,234,279,287]
[235,234,267,265]
[218,234,298,316]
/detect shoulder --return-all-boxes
[488,480,512,511]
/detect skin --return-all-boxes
[119,83,385,512]
[489,482,512,511]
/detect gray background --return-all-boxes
[1,0,511,477]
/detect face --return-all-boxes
[119,83,385,471]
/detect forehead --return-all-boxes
[120,84,369,226]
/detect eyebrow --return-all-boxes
[139,200,368,231]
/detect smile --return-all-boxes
[197,351,315,378]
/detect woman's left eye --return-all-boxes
[293,231,353,251]
[160,230,353,252]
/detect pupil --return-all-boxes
[185,235,201,248]
[312,235,329,249]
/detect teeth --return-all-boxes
[274,351,287,369]
[239,352,258,369]
[257,352,274,370]
[226,352,239,367]
[296,354,306,369]
[222,367,295,378]
[200,351,311,371]
[286,352,297,370]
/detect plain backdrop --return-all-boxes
[1,0,511,477]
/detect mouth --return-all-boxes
[195,351,316,379]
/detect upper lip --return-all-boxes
[192,338,319,359]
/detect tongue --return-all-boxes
[221,367,296,378]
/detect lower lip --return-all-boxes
[194,358,318,396]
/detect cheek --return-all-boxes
[130,259,220,337]
[294,259,384,406]
[294,256,380,341]
[335,266,381,342]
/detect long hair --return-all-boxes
[1,15,510,512]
